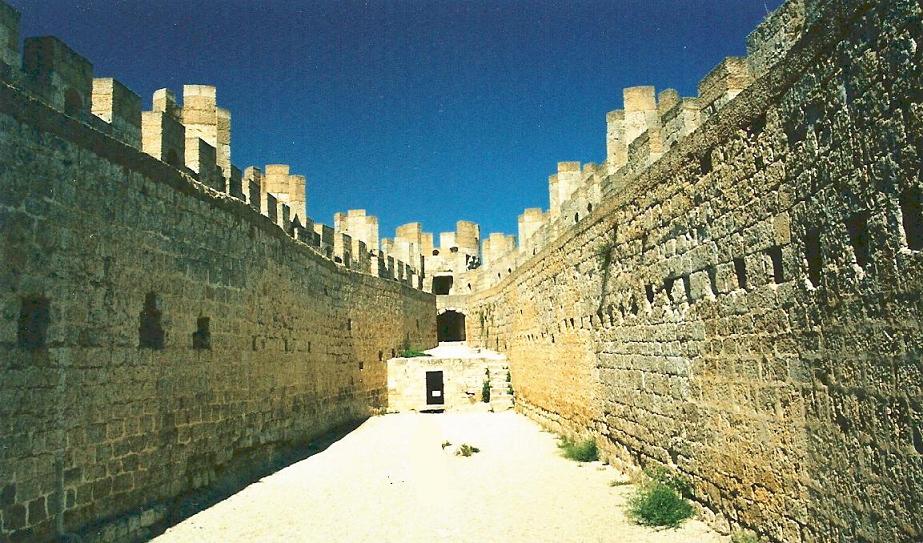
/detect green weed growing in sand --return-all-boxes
[626,467,694,527]
[558,436,598,462]
[441,440,452,449]
[456,444,480,457]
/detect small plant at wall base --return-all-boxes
[558,436,598,462]
[645,465,692,497]
[626,467,694,527]
[482,377,491,403]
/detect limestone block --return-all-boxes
[697,57,753,115]
[265,193,278,224]
[141,110,185,167]
[688,270,714,301]
[713,262,738,294]
[23,36,94,119]
[229,165,244,200]
[91,78,141,148]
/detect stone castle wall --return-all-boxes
[468,1,923,541]
[0,65,435,543]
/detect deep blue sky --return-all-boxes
[11,0,782,239]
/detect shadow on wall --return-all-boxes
[437,310,466,342]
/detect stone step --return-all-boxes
[490,400,514,411]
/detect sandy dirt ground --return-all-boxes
[154,412,728,543]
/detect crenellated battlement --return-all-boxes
[472,0,807,290]
[0,0,425,293]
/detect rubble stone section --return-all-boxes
[468,1,923,542]
[0,65,435,543]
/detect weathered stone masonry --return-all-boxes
[0,29,435,543]
[469,1,922,542]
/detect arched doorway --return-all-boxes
[437,310,466,342]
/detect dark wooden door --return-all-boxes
[425,371,444,405]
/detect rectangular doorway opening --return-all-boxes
[426,370,445,406]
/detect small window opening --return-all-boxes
[139,292,165,349]
[749,113,766,136]
[700,148,713,175]
[900,186,923,250]
[391,348,396,358]
[432,249,440,256]
[450,247,459,253]
[18,296,49,350]
[569,317,575,328]
[766,246,785,284]
[308,341,312,353]
[805,228,823,287]
[707,267,719,296]
[663,278,676,303]
[733,258,747,290]
[645,284,655,304]
[587,203,593,212]
[346,318,352,331]
[913,425,923,455]
[378,350,383,361]
[359,360,364,371]
[574,213,579,223]
[845,211,870,268]
[630,297,639,315]
[192,317,210,350]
